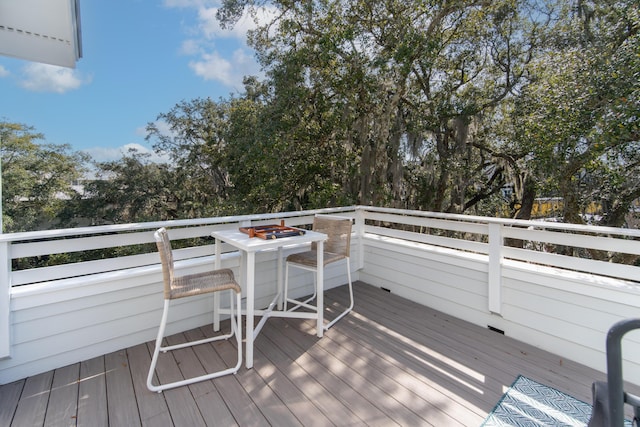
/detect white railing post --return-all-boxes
[0,241,11,359]
[488,222,503,315]
[355,207,366,271]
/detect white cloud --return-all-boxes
[189,48,261,88]
[197,7,249,41]
[163,0,205,8]
[83,143,170,164]
[141,120,175,139]
[232,6,279,36]
[180,39,201,56]
[0,65,9,78]
[19,63,90,94]
[189,51,233,86]
[196,5,278,41]
[166,2,277,88]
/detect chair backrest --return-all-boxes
[154,227,175,299]
[312,215,352,257]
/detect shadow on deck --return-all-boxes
[0,282,608,426]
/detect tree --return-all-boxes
[512,0,640,226]
[137,0,637,228]
[222,76,356,212]
[146,98,235,217]
[81,149,178,224]
[218,0,547,213]
[0,121,88,232]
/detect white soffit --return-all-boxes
[0,0,82,68]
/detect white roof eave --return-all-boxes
[0,0,82,69]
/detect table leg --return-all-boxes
[277,246,283,310]
[316,240,324,337]
[214,238,221,331]
[246,251,255,368]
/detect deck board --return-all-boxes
[0,380,23,427]
[77,356,108,427]
[261,318,396,427]
[0,281,630,426]
[181,330,237,427]
[157,333,208,427]
[349,282,602,402]
[289,316,474,426]
[126,344,171,427]
[249,343,334,427]
[105,350,142,427]
[252,327,360,426]
[12,371,52,427]
[45,363,79,427]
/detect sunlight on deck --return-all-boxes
[348,308,487,395]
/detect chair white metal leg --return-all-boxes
[284,261,318,312]
[324,258,353,330]
[146,290,242,393]
[283,215,354,330]
[284,256,353,330]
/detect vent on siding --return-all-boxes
[488,325,505,335]
[0,25,70,44]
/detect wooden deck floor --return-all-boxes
[0,282,617,426]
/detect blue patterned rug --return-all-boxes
[482,375,595,426]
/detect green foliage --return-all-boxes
[145,98,236,218]
[512,0,640,225]
[80,150,181,224]
[238,0,548,212]
[0,121,88,232]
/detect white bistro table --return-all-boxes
[211,227,327,369]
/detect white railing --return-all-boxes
[360,206,640,309]
[2,205,640,385]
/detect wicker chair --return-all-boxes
[147,227,242,393]
[283,215,354,330]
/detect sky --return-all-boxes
[0,0,268,163]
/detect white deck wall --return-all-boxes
[357,208,640,387]
[2,206,640,386]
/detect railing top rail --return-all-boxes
[0,206,359,243]
[360,206,640,238]
[2,205,639,243]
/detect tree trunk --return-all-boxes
[515,176,536,220]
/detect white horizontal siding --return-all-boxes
[501,261,640,380]
[358,231,640,386]
[2,256,242,384]
[358,234,492,328]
